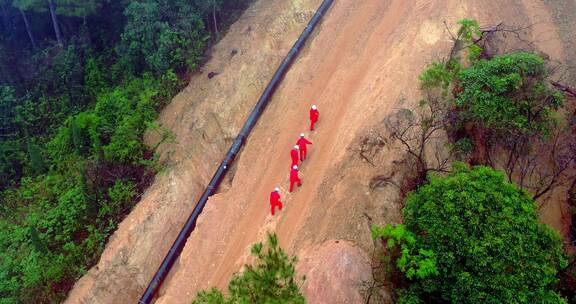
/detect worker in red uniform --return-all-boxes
[289,165,302,192]
[270,187,283,216]
[309,104,319,131]
[296,133,312,161]
[290,145,300,167]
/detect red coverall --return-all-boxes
[290,148,300,167]
[296,137,312,161]
[270,191,283,216]
[289,168,302,192]
[309,108,320,131]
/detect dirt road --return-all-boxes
[66,0,574,303]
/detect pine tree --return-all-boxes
[193,233,306,304]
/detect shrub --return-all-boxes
[451,138,474,158]
[419,61,457,93]
[99,180,136,220]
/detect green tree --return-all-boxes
[457,52,564,140]
[192,0,225,39]
[118,0,208,74]
[193,233,305,304]
[372,164,567,303]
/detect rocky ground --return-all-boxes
[65,1,575,303]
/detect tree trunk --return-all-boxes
[212,0,219,40]
[551,81,576,98]
[47,0,63,46]
[19,9,37,50]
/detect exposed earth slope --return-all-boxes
[66,0,575,303]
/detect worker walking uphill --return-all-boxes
[270,187,283,216]
[309,104,319,131]
[296,133,312,161]
[290,145,300,167]
[290,165,302,192]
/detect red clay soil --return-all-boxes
[65,1,575,303]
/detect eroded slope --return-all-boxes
[66,0,575,303]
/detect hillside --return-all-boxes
[66,0,576,303]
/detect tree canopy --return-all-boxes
[119,0,208,74]
[372,165,567,304]
[12,0,103,16]
[457,52,564,139]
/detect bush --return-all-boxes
[372,165,567,303]
[193,233,305,304]
[99,180,136,220]
[119,0,208,75]
[419,61,457,94]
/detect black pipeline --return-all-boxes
[138,0,334,303]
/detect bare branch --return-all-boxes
[383,99,451,189]
[551,81,576,98]
[443,20,457,41]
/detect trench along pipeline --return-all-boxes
[138,0,335,302]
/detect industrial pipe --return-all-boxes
[138,0,334,302]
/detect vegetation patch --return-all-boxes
[371,19,576,303]
[193,233,305,304]
[0,0,251,302]
[373,165,567,303]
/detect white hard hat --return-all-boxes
[292,165,298,170]
[300,133,305,137]
[311,105,317,110]
[274,187,280,192]
[294,145,299,149]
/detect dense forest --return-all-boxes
[0,0,249,302]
